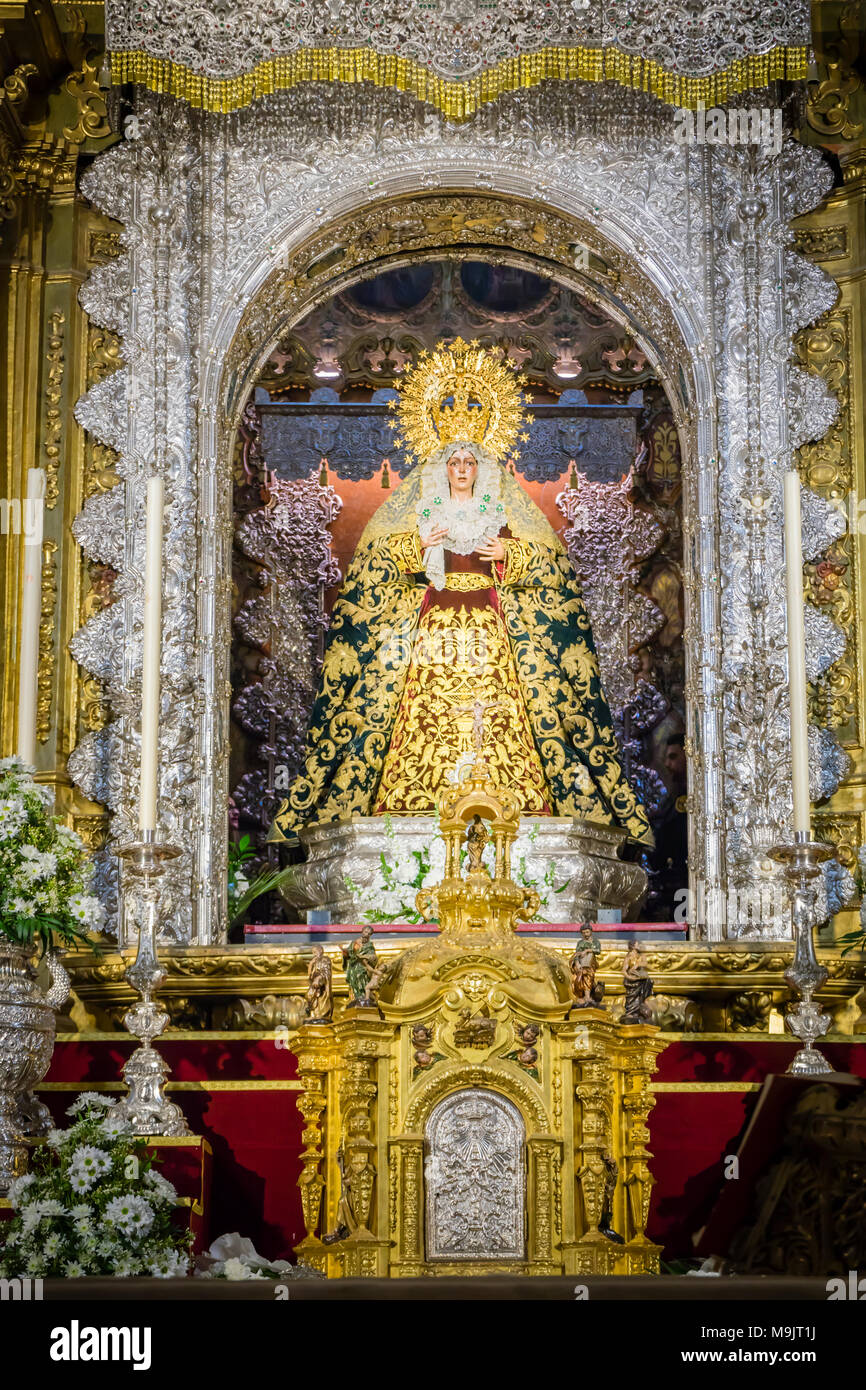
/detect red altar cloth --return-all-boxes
[33,1032,866,1262]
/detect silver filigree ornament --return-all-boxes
[110,838,190,1136]
[105,0,809,83]
[769,838,837,1077]
[69,77,846,946]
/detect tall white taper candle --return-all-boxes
[139,475,164,833]
[16,468,46,766]
[783,469,810,835]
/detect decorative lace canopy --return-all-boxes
[106,0,810,117]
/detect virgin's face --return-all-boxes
[446,449,478,496]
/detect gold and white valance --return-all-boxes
[106,0,810,117]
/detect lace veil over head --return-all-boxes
[359,441,562,588]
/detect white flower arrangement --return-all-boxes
[0,756,104,952]
[345,814,569,924]
[0,1094,190,1279]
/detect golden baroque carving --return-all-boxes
[794,306,859,743]
[63,49,111,146]
[806,2,864,143]
[36,539,57,744]
[43,308,65,509]
[813,813,864,874]
[793,226,849,262]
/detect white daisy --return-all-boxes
[6,1173,36,1208]
[66,1092,114,1116]
[104,1194,154,1237]
[143,1169,177,1204]
[68,1144,111,1177]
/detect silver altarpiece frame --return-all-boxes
[67,80,850,946]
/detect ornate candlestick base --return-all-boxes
[112,836,189,1136]
[769,836,836,1077]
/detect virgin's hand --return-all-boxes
[421,525,449,549]
[476,537,506,562]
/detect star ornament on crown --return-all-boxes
[388,338,531,464]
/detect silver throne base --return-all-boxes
[279,816,647,923]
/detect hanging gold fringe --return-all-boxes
[110,45,808,119]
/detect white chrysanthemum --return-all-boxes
[69,1203,91,1220]
[0,797,28,840]
[99,1111,130,1139]
[104,1194,154,1237]
[44,1232,63,1257]
[54,823,82,847]
[112,1254,141,1277]
[64,1261,85,1277]
[149,1249,187,1279]
[222,1257,255,1280]
[0,755,33,775]
[19,843,57,879]
[45,1128,66,1149]
[69,1145,111,1177]
[25,1255,45,1277]
[9,897,36,917]
[143,1169,178,1204]
[24,1198,65,1224]
[6,1173,36,1208]
[69,1171,94,1194]
[67,893,105,928]
[67,1092,114,1116]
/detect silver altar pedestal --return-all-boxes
[279,815,647,923]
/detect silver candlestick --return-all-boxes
[112,834,189,1135]
[769,833,836,1076]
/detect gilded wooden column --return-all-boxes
[391,1133,425,1275]
[290,1025,338,1273]
[332,1015,392,1278]
[615,1026,666,1274]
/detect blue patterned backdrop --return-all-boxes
[258,386,640,485]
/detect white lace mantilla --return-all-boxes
[416,448,506,589]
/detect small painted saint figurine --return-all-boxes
[304,944,332,1023]
[465,814,489,874]
[569,924,604,1009]
[342,924,379,1008]
[599,1151,624,1244]
[621,940,653,1023]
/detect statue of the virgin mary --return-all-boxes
[269,339,651,845]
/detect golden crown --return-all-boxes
[389,338,529,464]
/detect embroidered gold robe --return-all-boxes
[269,524,652,845]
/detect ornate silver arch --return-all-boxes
[69,82,846,944]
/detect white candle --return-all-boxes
[139,475,164,833]
[16,468,46,766]
[783,470,810,835]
